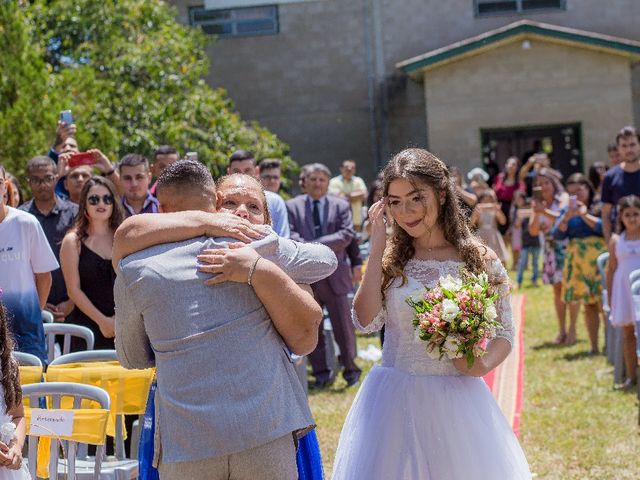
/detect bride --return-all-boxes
[332,149,531,479]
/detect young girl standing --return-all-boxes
[0,302,30,479]
[606,195,640,389]
[332,149,530,479]
[471,189,508,265]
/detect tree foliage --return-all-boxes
[1,0,294,183]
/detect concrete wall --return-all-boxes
[169,0,640,182]
[423,40,635,173]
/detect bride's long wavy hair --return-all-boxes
[381,149,486,300]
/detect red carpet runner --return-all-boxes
[483,294,525,437]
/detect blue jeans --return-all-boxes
[517,246,540,285]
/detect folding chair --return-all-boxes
[22,382,110,480]
[47,350,153,479]
[43,323,95,363]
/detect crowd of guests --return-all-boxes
[1,120,639,398]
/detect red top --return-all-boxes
[493,173,525,202]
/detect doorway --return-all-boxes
[480,123,583,181]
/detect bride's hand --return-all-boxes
[452,356,490,377]
[368,199,388,258]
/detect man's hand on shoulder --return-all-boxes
[203,212,268,243]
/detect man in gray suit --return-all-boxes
[114,161,337,479]
[287,163,361,388]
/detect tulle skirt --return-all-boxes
[332,366,531,480]
[0,466,31,480]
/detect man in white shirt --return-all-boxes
[0,165,58,363]
[329,159,367,230]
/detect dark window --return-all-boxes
[475,0,565,16]
[189,5,278,38]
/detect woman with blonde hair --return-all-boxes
[529,168,569,344]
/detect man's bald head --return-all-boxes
[156,160,216,213]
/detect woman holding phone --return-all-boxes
[551,174,605,352]
[60,176,125,350]
[529,168,569,344]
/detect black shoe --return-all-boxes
[344,372,361,387]
[309,377,334,390]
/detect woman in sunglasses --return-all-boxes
[60,176,125,350]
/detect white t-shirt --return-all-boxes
[0,207,58,361]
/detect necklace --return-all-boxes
[422,243,450,253]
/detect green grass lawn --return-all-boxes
[308,281,640,478]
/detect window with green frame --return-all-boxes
[474,0,566,16]
[189,5,279,38]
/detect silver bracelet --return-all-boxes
[247,257,262,287]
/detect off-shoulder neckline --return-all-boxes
[406,257,503,268]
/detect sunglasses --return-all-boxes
[87,194,114,206]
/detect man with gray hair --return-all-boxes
[287,163,361,388]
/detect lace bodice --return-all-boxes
[353,258,514,376]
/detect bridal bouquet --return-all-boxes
[406,272,502,368]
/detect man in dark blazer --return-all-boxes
[287,163,361,388]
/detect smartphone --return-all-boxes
[517,208,532,219]
[185,151,198,162]
[68,152,96,168]
[569,195,577,209]
[532,186,543,202]
[60,110,74,125]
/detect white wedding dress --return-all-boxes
[332,259,531,480]
[0,381,31,480]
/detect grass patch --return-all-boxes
[308,281,640,478]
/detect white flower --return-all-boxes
[484,303,498,322]
[472,284,484,296]
[443,336,463,359]
[441,299,459,322]
[440,275,462,292]
[0,422,15,444]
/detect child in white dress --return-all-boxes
[607,195,640,389]
[0,301,30,480]
[332,149,530,480]
[471,189,509,265]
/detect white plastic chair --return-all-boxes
[41,310,54,324]
[596,252,614,364]
[43,323,95,362]
[13,352,43,368]
[49,350,139,479]
[22,382,110,480]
